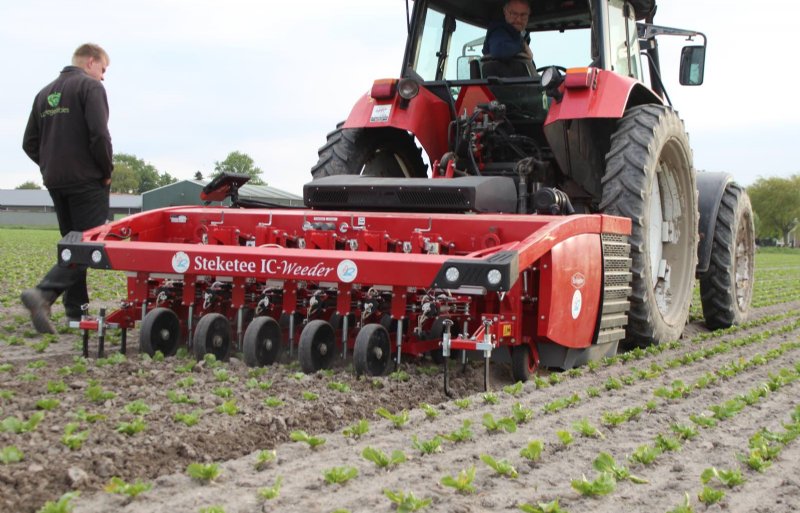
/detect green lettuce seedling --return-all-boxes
[383,489,432,512]
[440,465,476,494]
[323,466,358,485]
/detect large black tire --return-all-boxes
[311,124,427,179]
[699,183,755,330]
[600,105,699,348]
[139,307,181,356]
[243,316,282,367]
[193,313,231,362]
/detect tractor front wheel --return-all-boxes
[700,183,755,329]
[311,124,427,179]
[601,104,699,348]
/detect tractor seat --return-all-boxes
[479,56,538,79]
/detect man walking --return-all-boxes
[21,43,113,334]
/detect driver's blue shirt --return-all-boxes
[482,20,529,59]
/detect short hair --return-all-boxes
[504,0,531,8]
[72,43,109,66]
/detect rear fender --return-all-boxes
[696,172,733,276]
[543,70,663,201]
[343,84,451,163]
[545,69,663,125]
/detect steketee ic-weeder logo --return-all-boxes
[172,252,190,273]
[47,92,61,107]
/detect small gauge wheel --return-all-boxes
[243,316,282,367]
[139,308,181,356]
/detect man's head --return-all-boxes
[504,0,531,32]
[72,43,109,81]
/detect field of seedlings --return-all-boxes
[1,228,799,513]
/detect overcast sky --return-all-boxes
[1,0,798,195]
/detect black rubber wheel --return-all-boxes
[243,316,282,367]
[193,313,231,361]
[600,104,698,348]
[298,320,336,373]
[139,307,180,356]
[700,183,755,330]
[311,124,427,179]
[510,344,536,383]
[354,324,393,377]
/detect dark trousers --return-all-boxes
[38,181,110,316]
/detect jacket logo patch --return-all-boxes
[47,92,62,107]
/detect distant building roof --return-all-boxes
[239,184,303,203]
[0,189,141,209]
[141,179,303,205]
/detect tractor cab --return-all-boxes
[309,0,742,355]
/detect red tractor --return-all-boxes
[310,0,755,349]
[56,0,754,391]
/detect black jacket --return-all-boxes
[22,66,113,189]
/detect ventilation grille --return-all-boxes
[597,233,632,346]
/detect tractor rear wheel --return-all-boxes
[600,104,698,348]
[699,183,755,329]
[311,124,426,179]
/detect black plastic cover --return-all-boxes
[303,175,518,213]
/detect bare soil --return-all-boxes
[1,300,799,513]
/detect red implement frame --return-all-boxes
[58,206,630,390]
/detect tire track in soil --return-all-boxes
[66,304,800,513]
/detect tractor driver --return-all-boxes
[481,0,537,77]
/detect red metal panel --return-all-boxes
[537,233,602,348]
[454,85,494,118]
[544,69,662,124]
[342,85,451,164]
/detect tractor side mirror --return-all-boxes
[679,45,706,86]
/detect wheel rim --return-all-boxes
[649,145,695,323]
[734,214,754,309]
[648,175,664,288]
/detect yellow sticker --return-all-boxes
[502,324,512,337]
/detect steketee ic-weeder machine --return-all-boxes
[57,173,632,392]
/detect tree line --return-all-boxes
[15,151,264,194]
[748,175,800,246]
